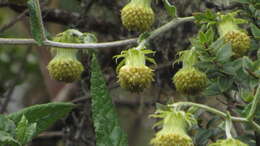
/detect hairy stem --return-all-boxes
[170,101,260,133]
[0,16,194,49]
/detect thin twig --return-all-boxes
[0,16,195,49]
[171,101,260,133]
[0,38,137,49]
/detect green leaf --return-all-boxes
[8,102,74,136]
[193,129,213,146]
[27,0,45,45]
[0,131,20,146]
[203,82,221,96]
[250,23,260,39]
[217,76,234,92]
[162,0,177,18]
[216,43,232,62]
[15,115,37,145]
[0,115,16,136]
[90,55,128,146]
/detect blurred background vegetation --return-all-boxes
[0,0,256,146]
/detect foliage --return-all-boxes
[0,0,259,146]
[0,102,74,145]
[90,54,128,146]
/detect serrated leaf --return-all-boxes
[15,115,37,145]
[90,55,128,146]
[199,31,208,43]
[193,129,213,146]
[27,0,45,45]
[210,38,225,51]
[217,76,234,92]
[203,82,221,96]
[205,27,215,43]
[0,115,16,137]
[163,0,177,18]
[8,102,74,136]
[216,43,232,62]
[0,131,20,146]
[242,56,254,71]
[251,23,260,39]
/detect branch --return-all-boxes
[137,16,195,49]
[0,16,194,49]
[170,101,260,133]
[0,38,137,49]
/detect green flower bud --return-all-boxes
[217,12,251,57]
[151,109,196,146]
[47,29,84,83]
[114,48,155,92]
[121,0,155,32]
[209,138,248,146]
[173,67,208,95]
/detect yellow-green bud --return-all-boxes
[223,31,250,57]
[47,29,84,83]
[151,110,196,146]
[217,13,251,57]
[47,50,84,82]
[121,0,155,32]
[209,138,248,146]
[114,48,155,92]
[173,67,208,95]
[119,66,154,92]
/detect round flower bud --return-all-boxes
[47,55,84,83]
[209,138,248,146]
[121,0,155,32]
[114,48,155,92]
[217,13,251,57]
[173,67,207,95]
[223,31,250,57]
[47,29,84,83]
[150,109,196,146]
[118,66,154,92]
[151,133,193,146]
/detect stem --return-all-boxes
[136,16,195,50]
[170,101,260,133]
[0,16,194,49]
[247,85,260,121]
[225,113,233,139]
[0,38,137,49]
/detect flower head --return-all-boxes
[150,109,196,146]
[121,0,155,32]
[114,48,155,92]
[47,29,84,82]
[217,12,250,57]
[209,138,248,146]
